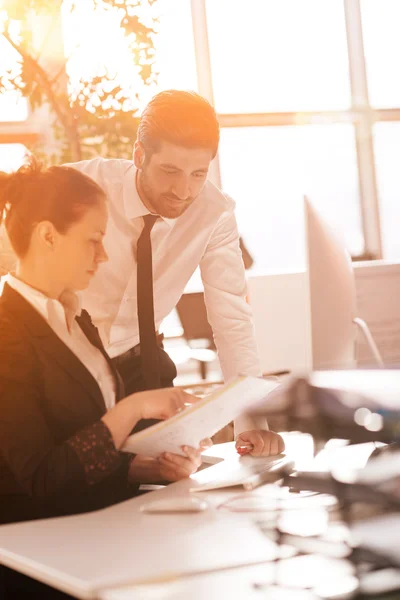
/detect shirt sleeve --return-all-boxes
[0,317,128,500]
[199,204,269,435]
[200,205,261,380]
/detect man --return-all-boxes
[68,90,283,457]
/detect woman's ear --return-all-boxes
[35,221,57,251]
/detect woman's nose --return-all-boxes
[97,243,108,263]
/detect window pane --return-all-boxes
[361,0,400,108]
[206,0,351,113]
[0,144,25,274]
[152,0,198,94]
[219,125,363,272]
[62,0,197,112]
[0,92,28,122]
[0,143,27,171]
[373,123,400,259]
[0,19,28,121]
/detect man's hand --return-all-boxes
[235,430,284,457]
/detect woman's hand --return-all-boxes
[129,438,213,484]
[102,388,197,450]
[158,446,202,481]
[133,387,197,421]
[158,438,212,481]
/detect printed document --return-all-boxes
[121,376,280,457]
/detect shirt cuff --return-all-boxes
[234,414,269,438]
[66,421,121,485]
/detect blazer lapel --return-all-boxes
[75,310,124,401]
[1,284,107,414]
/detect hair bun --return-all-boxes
[0,156,43,218]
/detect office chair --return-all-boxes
[175,292,216,380]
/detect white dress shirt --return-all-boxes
[5,273,116,411]
[67,158,261,384]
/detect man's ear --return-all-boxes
[133,141,145,170]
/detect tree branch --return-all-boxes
[2,27,82,160]
[0,0,158,163]
[2,29,68,128]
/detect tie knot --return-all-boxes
[143,214,158,231]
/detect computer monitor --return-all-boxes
[248,197,383,375]
[305,196,357,370]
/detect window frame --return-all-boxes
[2,0,398,260]
[191,0,399,260]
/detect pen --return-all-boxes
[237,443,254,454]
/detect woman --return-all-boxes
[0,158,214,598]
[0,157,211,526]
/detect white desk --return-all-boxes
[100,563,288,600]
[1,436,371,599]
[0,443,286,599]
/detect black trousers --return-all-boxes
[112,345,178,431]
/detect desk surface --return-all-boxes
[0,444,282,599]
[100,563,293,600]
[0,437,378,599]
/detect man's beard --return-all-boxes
[139,170,195,219]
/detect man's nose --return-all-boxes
[172,176,191,200]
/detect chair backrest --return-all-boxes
[176,292,215,347]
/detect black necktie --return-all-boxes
[137,214,161,390]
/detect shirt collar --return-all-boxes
[122,162,175,228]
[59,289,82,326]
[5,273,82,330]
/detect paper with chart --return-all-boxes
[121,376,281,458]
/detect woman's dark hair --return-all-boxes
[137,90,220,159]
[0,156,106,258]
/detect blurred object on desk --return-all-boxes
[247,369,400,445]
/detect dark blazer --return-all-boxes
[0,283,137,525]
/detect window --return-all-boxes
[0,18,28,122]
[190,0,400,262]
[2,1,398,265]
[361,0,400,108]
[206,0,351,113]
[0,143,27,171]
[62,0,198,112]
[373,123,400,259]
[0,145,23,274]
[0,92,28,122]
[153,0,198,94]
[219,124,362,272]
